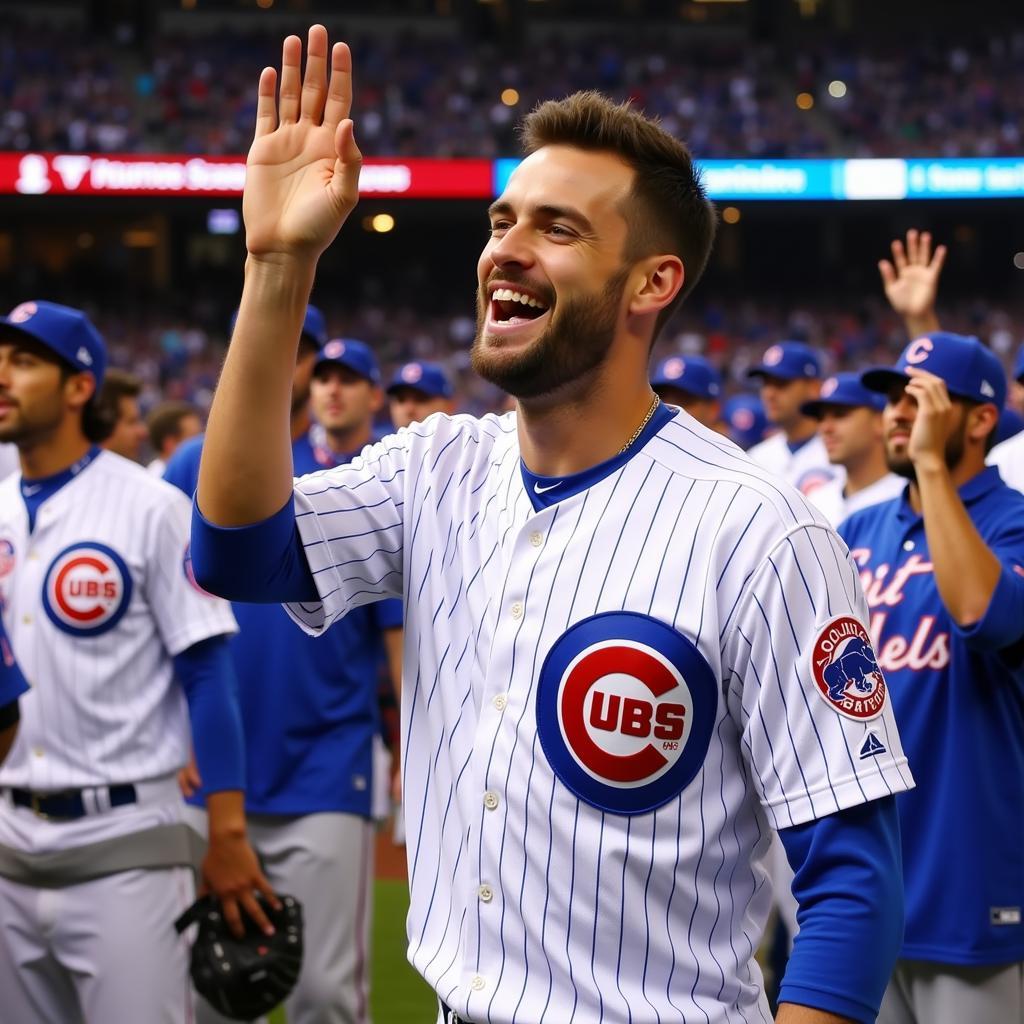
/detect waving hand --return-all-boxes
[244,26,362,262]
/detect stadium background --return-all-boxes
[2,0,1021,1018]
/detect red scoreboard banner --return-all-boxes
[0,152,493,199]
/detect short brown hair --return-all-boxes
[521,91,717,337]
[147,400,200,454]
[91,368,142,443]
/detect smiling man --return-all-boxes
[191,28,913,1024]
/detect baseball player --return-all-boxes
[989,346,1024,492]
[840,333,1024,1024]
[650,353,723,429]
[745,341,842,496]
[165,331,403,1024]
[191,29,915,1024]
[0,617,30,765]
[95,368,148,462]
[722,392,769,450]
[387,360,456,429]
[0,300,274,1023]
[146,400,203,476]
[802,373,904,528]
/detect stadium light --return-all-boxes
[828,80,848,99]
[796,93,814,110]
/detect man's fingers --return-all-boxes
[930,243,947,274]
[278,34,303,124]
[221,895,245,938]
[878,260,895,289]
[905,228,920,265]
[916,230,931,265]
[256,873,282,910]
[254,67,278,138]
[300,24,329,123]
[240,891,275,935]
[330,119,363,208]
[891,238,907,272]
[323,42,354,128]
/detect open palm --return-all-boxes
[243,27,362,261]
[878,229,946,319]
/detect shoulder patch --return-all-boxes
[42,542,133,637]
[811,615,886,721]
[536,611,718,816]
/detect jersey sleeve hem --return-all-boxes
[777,985,875,1024]
[763,757,914,828]
[953,562,1024,651]
[160,618,238,659]
[282,487,345,637]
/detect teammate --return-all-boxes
[193,29,913,1024]
[0,617,30,765]
[840,332,1024,1024]
[387,359,455,429]
[745,341,840,496]
[95,367,148,462]
[146,399,203,476]
[722,392,769,450]
[0,300,275,1022]
[802,373,904,527]
[650,353,722,429]
[165,327,403,1024]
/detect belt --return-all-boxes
[8,784,137,821]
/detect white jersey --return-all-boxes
[809,472,905,529]
[0,444,19,483]
[746,431,843,498]
[989,431,1024,493]
[0,451,236,797]
[285,410,913,1023]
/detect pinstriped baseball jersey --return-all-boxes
[286,409,913,1023]
[0,451,236,795]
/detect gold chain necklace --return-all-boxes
[618,393,661,454]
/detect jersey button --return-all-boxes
[478,884,494,903]
[21,615,31,625]
[510,601,523,620]
[492,694,508,711]
[902,540,915,551]
[32,747,44,758]
[529,531,543,547]
[483,790,500,811]
[470,975,486,992]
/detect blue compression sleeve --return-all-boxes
[190,495,318,603]
[777,796,904,1024]
[174,635,245,794]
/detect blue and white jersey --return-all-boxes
[166,432,401,817]
[285,407,912,1023]
[989,429,1024,494]
[840,467,1024,966]
[745,432,842,499]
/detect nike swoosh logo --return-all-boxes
[534,481,561,494]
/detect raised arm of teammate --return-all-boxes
[878,228,945,340]
[198,25,362,527]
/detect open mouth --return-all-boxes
[488,286,552,331]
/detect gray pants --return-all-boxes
[878,958,1024,1024]
[186,808,375,1024]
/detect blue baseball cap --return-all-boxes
[0,300,106,386]
[651,355,722,399]
[1013,344,1024,384]
[996,406,1024,444]
[229,303,327,348]
[386,361,453,399]
[861,333,1006,410]
[800,372,886,418]
[746,341,823,382]
[314,338,380,384]
[723,394,768,449]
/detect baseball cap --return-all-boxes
[314,338,380,384]
[228,304,328,348]
[651,355,722,400]
[722,394,768,449]
[746,341,823,382]
[800,372,886,419]
[0,300,107,386]
[996,406,1024,444]
[861,333,1006,410]
[386,361,453,399]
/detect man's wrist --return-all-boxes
[206,789,248,840]
[911,456,950,480]
[904,312,941,338]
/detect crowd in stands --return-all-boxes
[2,16,1021,159]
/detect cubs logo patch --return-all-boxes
[42,542,133,637]
[0,539,15,578]
[811,616,886,721]
[536,611,718,816]
[795,467,835,496]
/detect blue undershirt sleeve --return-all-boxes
[190,495,318,603]
[174,635,244,794]
[776,795,904,1024]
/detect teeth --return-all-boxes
[491,288,547,310]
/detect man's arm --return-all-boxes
[878,228,944,339]
[198,26,362,527]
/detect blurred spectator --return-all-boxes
[95,368,147,462]
[146,399,202,476]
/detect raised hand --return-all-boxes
[244,25,362,263]
[878,229,945,337]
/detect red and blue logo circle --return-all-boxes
[537,612,718,815]
[42,542,133,637]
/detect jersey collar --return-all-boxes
[20,445,102,532]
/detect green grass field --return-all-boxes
[268,878,436,1023]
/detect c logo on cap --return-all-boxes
[536,612,717,816]
[820,377,839,398]
[664,357,685,379]
[401,363,423,383]
[763,345,783,366]
[8,302,38,324]
[42,542,132,637]
[905,338,934,365]
[323,340,346,360]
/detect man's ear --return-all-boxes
[627,254,684,320]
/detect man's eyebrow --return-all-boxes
[487,201,594,234]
